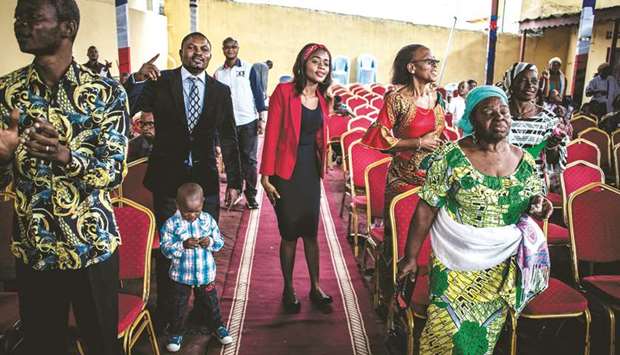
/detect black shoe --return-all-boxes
[246,197,259,209]
[282,293,301,313]
[309,290,333,306]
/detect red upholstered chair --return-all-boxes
[326,114,350,169]
[339,128,367,216]
[347,117,373,131]
[579,127,611,171]
[370,97,384,110]
[371,85,387,96]
[560,160,605,224]
[340,92,353,103]
[352,86,371,97]
[362,92,378,102]
[354,104,377,117]
[387,188,432,355]
[610,128,620,148]
[615,144,620,187]
[120,158,159,249]
[346,96,368,110]
[568,183,620,355]
[113,198,159,355]
[567,138,601,166]
[571,116,597,138]
[347,139,389,257]
[367,111,379,120]
[363,157,391,305]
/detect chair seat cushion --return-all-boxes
[523,278,588,315]
[547,222,569,244]
[369,226,384,243]
[118,293,145,334]
[351,195,367,207]
[583,275,620,301]
[547,192,563,207]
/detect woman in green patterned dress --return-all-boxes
[398,86,552,354]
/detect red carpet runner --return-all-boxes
[211,170,384,355]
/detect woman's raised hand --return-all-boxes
[260,175,281,205]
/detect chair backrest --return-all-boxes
[560,160,605,222]
[347,117,372,131]
[332,55,350,85]
[371,85,387,96]
[370,97,384,110]
[365,157,391,228]
[340,128,366,174]
[568,183,620,282]
[327,114,350,143]
[566,138,600,166]
[348,139,389,192]
[571,112,598,122]
[278,75,293,83]
[113,197,155,302]
[362,92,378,102]
[352,86,370,96]
[346,96,367,110]
[611,128,620,147]
[354,104,377,117]
[356,54,377,84]
[578,127,611,169]
[388,188,431,283]
[120,157,153,211]
[570,116,597,138]
[0,194,15,283]
[615,144,620,186]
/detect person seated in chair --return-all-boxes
[128,111,155,162]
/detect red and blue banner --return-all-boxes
[115,0,131,74]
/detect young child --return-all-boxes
[160,183,232,352]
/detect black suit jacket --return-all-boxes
[125,67,241,197]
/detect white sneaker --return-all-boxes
[214,326,233,345]
[166,335,183,352]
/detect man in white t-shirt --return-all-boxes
[447,81,468,127]
[214,37,267,209]
[586,63,620,116]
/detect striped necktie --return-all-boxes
[187,77,200,132]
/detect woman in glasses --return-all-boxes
[361,44,445,301]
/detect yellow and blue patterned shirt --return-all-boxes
[0,62,129,270]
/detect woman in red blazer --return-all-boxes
[260,43,332,312]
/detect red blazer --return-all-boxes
[260,82,329,180]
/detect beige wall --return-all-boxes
[0,0,167,77]
[161,0,526,93]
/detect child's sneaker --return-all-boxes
[166,335,183,352]
[214,326,233,345]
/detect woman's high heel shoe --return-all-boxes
[309,290,333,306]
[282,293,301,313]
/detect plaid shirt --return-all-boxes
[160,210,223,286]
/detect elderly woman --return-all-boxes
[503,62,569,192]
[399,86,551,354]
[361,44,445,293]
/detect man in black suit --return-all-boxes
[125,32,242,330]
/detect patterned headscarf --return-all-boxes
[302,44,329,61]
[458,85,509,137]
[502,62,538,98]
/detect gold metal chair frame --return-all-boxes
[560,160,605,225]
[347,138,368,257]
[567,138,601,167]
[362,156,391,307]
[615,144,620,188]
[578,127,612,169]
[568,182,620,355]
[387,187,423,355]
[78,197,160,355]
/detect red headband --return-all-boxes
[302,44,328,61]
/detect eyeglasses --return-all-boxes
[411,58,440,66]
[139,121,154,127]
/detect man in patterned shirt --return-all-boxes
[0,0,128,354]
[160,183,232,352]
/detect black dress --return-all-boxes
[271,104,323,241]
